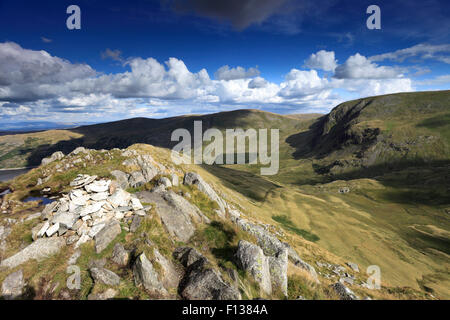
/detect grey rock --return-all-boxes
[0,237,65,268]
[268,248,288,297]
[346,262,359,273]
[70,174,97,188]
[111,243,129,266]
[130,215,142,233]
[133,253,167,296]
[137,191,195,242]
[331,282,359,300]
[90,267,120,286]
[129,171,146,188]
[173,247,204,268]
[1,270,24,299]
[153,248,180,290]
[176,250,240,300]
[70,147,88,155]
[159,177,172,188]
[94,220,121,253]
[85,180,110,193]
[41,201,58,220]
[51,211,79,229]
[183,172,226,217]
[162,190,210,224]
[68,249,81,265]
[235,240,272,295]
[108,189,131,208]
[45,222,60,237]
[41,151,65,166]
[87,288,117,300]
[171,174,179,186]
[110,170,130,190]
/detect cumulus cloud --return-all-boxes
[172,0,287,30]
[0,42,96,101]
[304,50,337,72]
[334,53,403,79]
[279,69,330,98]
[0,41,432,122]
[214,65,260,80]
[248,77,268,89]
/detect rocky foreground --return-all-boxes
[0,146,376,300]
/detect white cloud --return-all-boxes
[214,65,260,80]
[0,41,439,122]
[279,69,330,98]
[334,53,403,79]
[304,50,337,72]
[370,43,450,64]
[248,77,268,88]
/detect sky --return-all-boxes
[0,0,449,125]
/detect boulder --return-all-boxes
[111,243,129,266]
[176,249,240,300]
[137,191,195,242]
[1,270,24,299]
[268,248,288,297]
[159,177,172,188]
[130,215,142,233]
[94,220,121,253]
[0,237,65,268]
[173,247,204,268]
[133,253,167,296]
[129,171,146,188]
[171,174,179,187]
[90,267,120,286]
[153,248,180,290]
[162,190,210,224]
[41,151,65,166]
[87,288,117,300]
[331,282,359,300]
[110,170,129,190]
[70,147,88,155]
[235,240,272,295]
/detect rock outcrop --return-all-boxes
[1,269,24,299]
[175,247,241,300]
[0,237,65,269]
[133,253,167,297]
[235,240,272,295]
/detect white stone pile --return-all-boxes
[35,174,148,249]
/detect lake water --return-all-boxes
[0,168,32,182]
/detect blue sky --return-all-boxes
[0,0,449,124]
